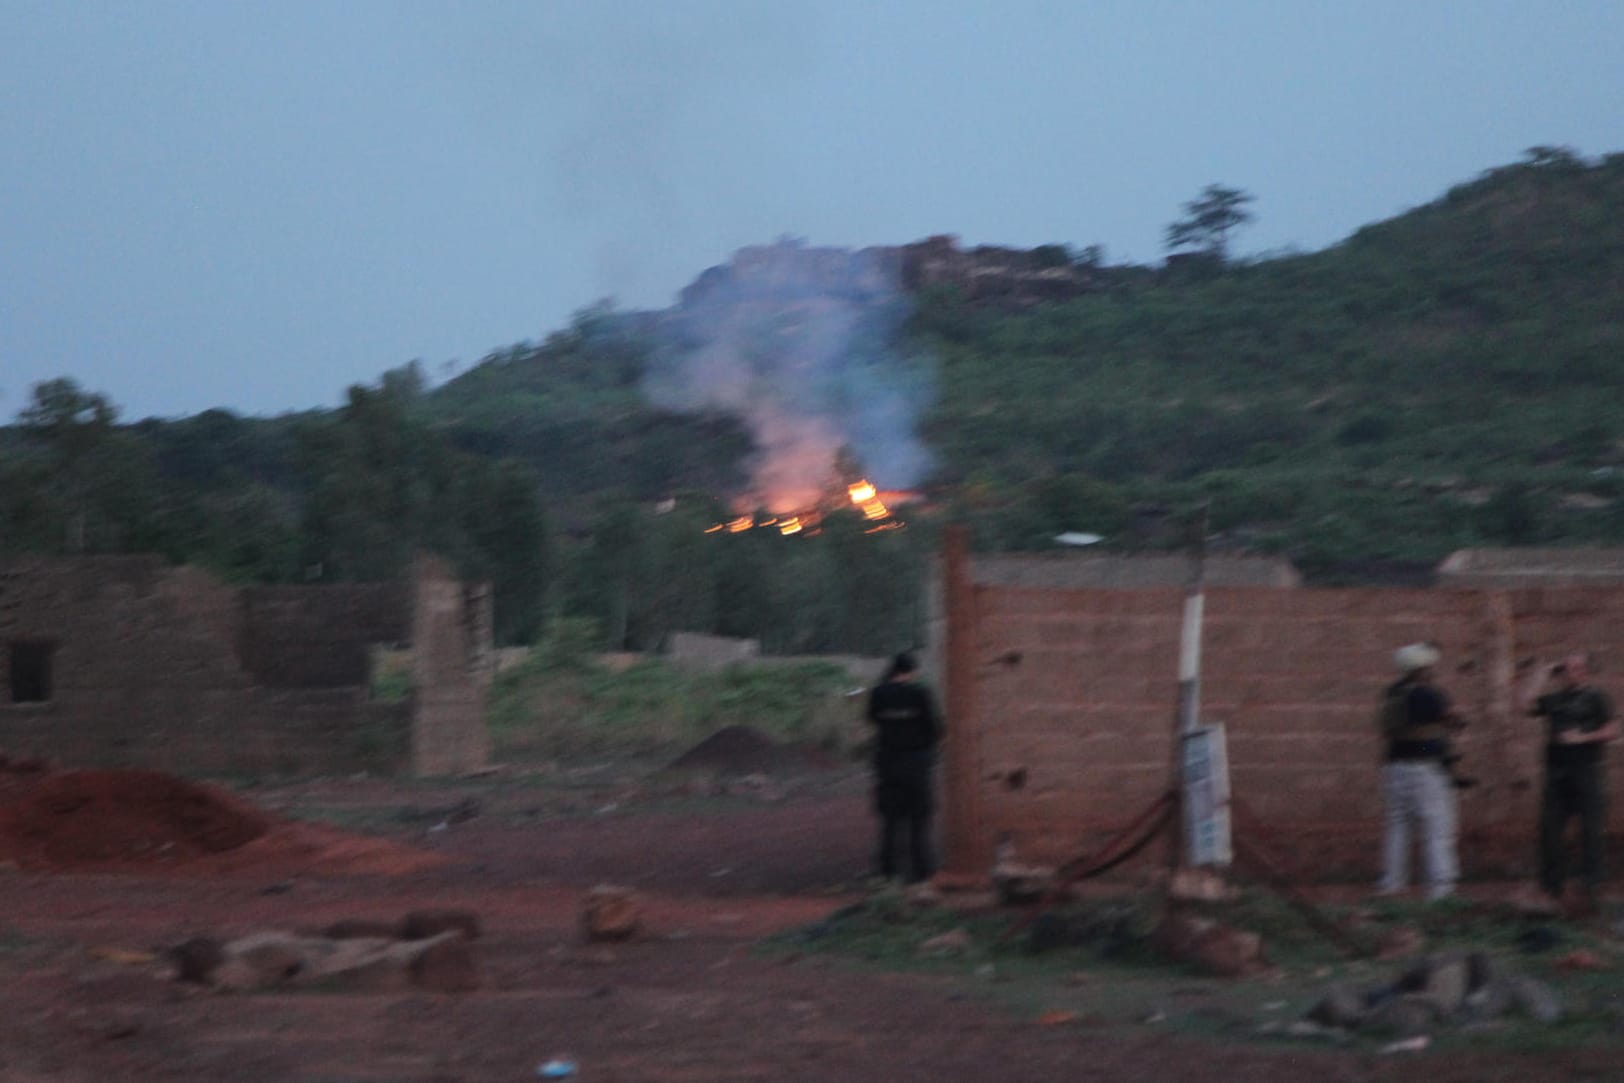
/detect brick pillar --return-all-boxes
[941,526,988,874]
[410,555,492,776]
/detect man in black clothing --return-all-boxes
[1523,652,1619,912]
[866,652,941,883]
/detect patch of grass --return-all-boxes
[489,648,854,761]
[762,885,1624,1053]
[369,648,413,702]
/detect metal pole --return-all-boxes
[1176,503,1210,738]
[1165,502,1210,874]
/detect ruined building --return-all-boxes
[0,554,491,777]
[935,538,1624,882]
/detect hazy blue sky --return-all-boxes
[3,1,1622,420]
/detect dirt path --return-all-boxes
[0,775,1616,1081]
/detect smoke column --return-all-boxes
[642,240,934,512]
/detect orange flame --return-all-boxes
[779,517,803,536]
[848,480,877,504]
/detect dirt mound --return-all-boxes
[667,725,838,776]
[0,766,443,877]
[0,769,271,870]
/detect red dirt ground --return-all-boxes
[0,765,442,878]
[0,765,1617,1082]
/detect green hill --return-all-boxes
[5,147,1623,649]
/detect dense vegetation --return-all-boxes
[4,148,1622,650]
[925,148,1624,574]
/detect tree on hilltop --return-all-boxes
[1165,184,1256,262]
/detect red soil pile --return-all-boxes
[0,762,446,877]
[0,768,271,870]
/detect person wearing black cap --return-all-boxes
[866,652,941,883]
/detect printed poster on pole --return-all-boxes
[1182,723,1232,867]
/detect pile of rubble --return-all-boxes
[0,765,269,869]
[171,909,481,994]
[1303,951,1563,1037]
[0,758,443,877]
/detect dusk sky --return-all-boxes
[3,1,1622,421]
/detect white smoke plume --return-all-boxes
[642,240,934,512]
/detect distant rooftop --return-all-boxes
[1437,548,1624,586]
[968,552,1300,590]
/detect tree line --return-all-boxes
[5,148,1623,649]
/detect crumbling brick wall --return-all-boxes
[941,539,1624,883]
[409,556,493,776]
[0,554,489,778]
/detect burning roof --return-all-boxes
[704,478,919,537]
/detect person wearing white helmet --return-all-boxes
[1376,642,1466,900]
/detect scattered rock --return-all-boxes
[724,773,786,802]
[1462,975,1517,1022]
[1510,975,1563,1023]
[1305,984,1367,1029]
[918,928,972,958]
[1026,906,1142,958]
[1193,926,1266,978]
[168,938,225,984]
[1376,925,1425,959]
[903,881,942,908]
[168,929,479,994]
[1152,913,1215,959]
[1168,868,1235,903]
[88,945,158,966]
[1553,949,1609,972]
[992,863,1053,906]
[323,919,405,940]
[305,936,417,993]
[1398,953,1469,1019]
[1025,913,1072,954]
[407,933,481,993]
[1510,886,1563,917]
[1267,1020,1348,1043]
[1515,925,1563,954]
[1379,1035,1431,1054]
[1366,994,1438,1038]
[1154,913,1266,978]
[208,931,309,990]
[581,884,641,943]
[402,908,481,941]
[667,725,835,777]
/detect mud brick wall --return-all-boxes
[241,584,409,687]
[943,548,1624,883]
[1,555,485,777]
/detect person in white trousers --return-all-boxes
[1377,643,1465,900]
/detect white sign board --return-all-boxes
[1181,723,1232,867]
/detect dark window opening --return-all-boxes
[9,642,55,703]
